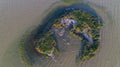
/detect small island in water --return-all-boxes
[19,4,103,66]
[34,8,103,63]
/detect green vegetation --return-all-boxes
[34,9,103,62]
[69,10,102,62]
[69,10,102,31]
[52,10,103,62]
[35,31,58,55]
[79,39,99,62]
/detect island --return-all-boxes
[34,9,103,63]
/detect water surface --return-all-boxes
[0,0,120,67]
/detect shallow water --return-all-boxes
[0,0,120,67]
[0,0,58,67]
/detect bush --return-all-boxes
[35,31,58,55]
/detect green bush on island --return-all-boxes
[60,10,103,62]
[35,31,58,55]
[80,39,99,62]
